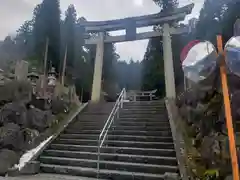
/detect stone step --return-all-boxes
[40,164,165,180]
[69,119,169,128]
[120,112,165,116]
[119,114,166,118]
[114,121,170,126]
[71,121,107,126]
[28,173,106,180]
[66,125,171,132]
[54,139,174,149]
[122,107,164,110]
[108,130,172,137]
[122,106,165,110]
[105,140,175,149]
[111,125,171,131]
[123,105,165,108]
[59,134,173,142]
[70,120,169,127]
[63,129,172,136]
[66,126,105,131]
[84,103,115,113]
[80,120,169,125]
[118,117,169,122]
[82,112,112,116]
[124,100,164,103]
[40,156,178,174]
[42,150,177,166]
[54,139,98,146]
[75,115,109,122]
[123,102,165,106]
[121,110,164,114]
[68,119,106,127]
[59,134,100,140]
[48,144,176,157]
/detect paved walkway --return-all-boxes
[0,174,100,180]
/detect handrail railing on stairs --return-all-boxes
[97,88,126,178]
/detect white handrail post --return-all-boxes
[117,105,120,118]
[124,88,126,99]
[97,141,100,179]
[121,95,123,108]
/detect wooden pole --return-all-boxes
[42,37,49,97]
[217,35,239,180]
[61,45,68,85]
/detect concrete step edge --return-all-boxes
[40,163,165,178]
[60,134,172,139]
[50,144,176,152]
[67,125,171,128]
[64,130,171,133]
[40,156,178,169]
[44,150,177,160]
[118,117,168,120]
[56,139,174,145]
[111,126,170,129]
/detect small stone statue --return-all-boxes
[27,68,39,94]
[47,67,57,86]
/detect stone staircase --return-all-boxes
[38,101,179,180]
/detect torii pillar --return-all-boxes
[163,23,176,99]
[91,32,105,103]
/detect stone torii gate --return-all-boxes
[80,4,194,103]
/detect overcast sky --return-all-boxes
[0,0,204,61]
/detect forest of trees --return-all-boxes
[0,0,119,101]
[0,0,240,100]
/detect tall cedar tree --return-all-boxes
[63,5,77,68]
[33,0,61,73]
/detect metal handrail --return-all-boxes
[97,88,126,178]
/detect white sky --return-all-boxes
[0,0,204,61]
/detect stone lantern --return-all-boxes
[27,68,39,94]
[48,67,57,86]
[46,67,57,99]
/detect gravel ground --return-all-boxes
[0,174,100,180]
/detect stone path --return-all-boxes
[0,174,99,180]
